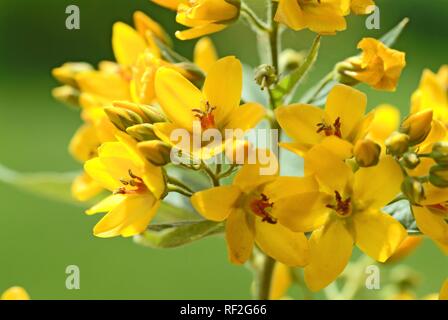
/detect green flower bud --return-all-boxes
[385,132,410,156]
[429,164,448,188]
[137,105,167,124]
[402,152,420,169]
[431,141,448,165]
[401,176,425,204]
[400,110,433,146]
[279,49,305,73]
[52,62,93,87]
[334,61,360,86]
[138,140,172,166]
[52,85,80,107]
[254,64,277,90]
[104,107,143,131]
[126,124,158,142]
[353,139,381,167]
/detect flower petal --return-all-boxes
[175,24,227,40]
[413,206,448,244]
[112,22,147,67]
[86,194,126,215]
[225,209,255,264]
[191,186,241,221]
[224,102,266,131]
[194,37,218,74]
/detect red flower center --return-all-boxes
[316,117,342,138]
[250,193,277,224]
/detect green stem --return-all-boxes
[167,176,194,194]
[202,163,220,187]
[240,3,270,33]
[167,184,193,197]
[255,255,276,300]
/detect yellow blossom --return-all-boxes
[191,160,310,266]
[440,279,448,300]
[273,145,406,291]
[344,38,406,91]
[175,0,241,40]
[1,287,30,300]
[154,56,265,159]
[84,134,165,238]
[411,66,448,124]
[350,0,375,15]
[274,0,350,34]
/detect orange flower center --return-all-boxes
[316,117,342,138]
[249,193,277,224]
[326,191,352,217]
[114,169,147,195]
[193,101,216,130]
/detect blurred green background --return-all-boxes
[0,0,447,299]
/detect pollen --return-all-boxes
[326,191,352,217]
[114,169,147,195]
[250,193,277,224]
[316,117,342,138]
[193,101,216,130]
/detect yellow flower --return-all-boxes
[350,0,375,14]
[275,0,350,34]
[440,279,448,300]
[273,145,406,291]
[344,38,406,91]
[154,56,265,159]
[276,84,397,158]
[191,160,310,266]
[1,287,30,300]
[84,134,166,238]
[411,66,448,124]
[175,0,241,40]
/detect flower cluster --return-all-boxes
[51,0,446,299]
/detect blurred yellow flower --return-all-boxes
[194,37,218,74]
[411,66,448,124]
[273,145,406,291]
[191,160,310,266]
[1,287,30,300]
[440,279,448,300]
[175,0,240,40]
[270,263,292,300]
[344,38,406,91]
[84,134,165,238]
[350,0,375,14]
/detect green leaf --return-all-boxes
[380,18,410,47]
[383,200,420,235]
[134,220,224,249]
[271,35,321,107]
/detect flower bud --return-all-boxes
[385,132,410,156]
[126,124,158,142]
[429,164,448,188]
[138,140,172,166]
[137,105,167,124]
[334,61,360,86]
[52,62,93,87]
[431,141,448,165]
[254,64,277,90]
[400,110,433,146]
[402,152,420,169]
[353,139,381,167]
[401,176,425,204]
[52,85,80,107]
[279,49,305,73]
[104,107,143,131]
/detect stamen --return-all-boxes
[326,191,351,217]
[316,117,342,138]
[193,101,216,130]
[250,193,277,224]
[114,170,146,195]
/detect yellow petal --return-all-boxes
[84,157,121,192]
[76,71,131,101]
[255,219,309,267]
[420,183,448,206]
[353,209,407,262]
[353,155,402,209]
[275,0,306,31]
[304,144,353,193]
[203,56,242,126]
[120,200,161,237]
[225,209,255,264]
[133,11,170,45]
[155,67,202,131]
[270,263,292,300]
[366,104,400,143]
[325,84,367,139]
[69,124,100,163]
[151,0,183,11]
[305,219,353,292]
[1,287,30,300]
[440,279,448,300]
[86,194,126,215]
[175,24,227,40]
[276,104,328,146]
[94,194,157,238]
[413,206,448,244]
[194,37,218,74]
[351,0,375,14]
[191,186,241,221]
[112,22,147,67]
[224,102,266,131]
[263,175,320,201]
[71,172,103,202]
[234,159,278,192]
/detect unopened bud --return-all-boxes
[52,62,93,87]
[400,110,433,146]
[385,132,410,156]
[353,139,381,167]
[126,124,158,141]
[401,176,425,204]
[431,141,448,165]
[138,140,172,166]
[429,164,448,188]
[402,152,420,169]
[52,85,80,107]
[334,61,359,86]
[138,105,167,123]
[254,64,277,90]
[279,49,305,73]
[104,107,143,131]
